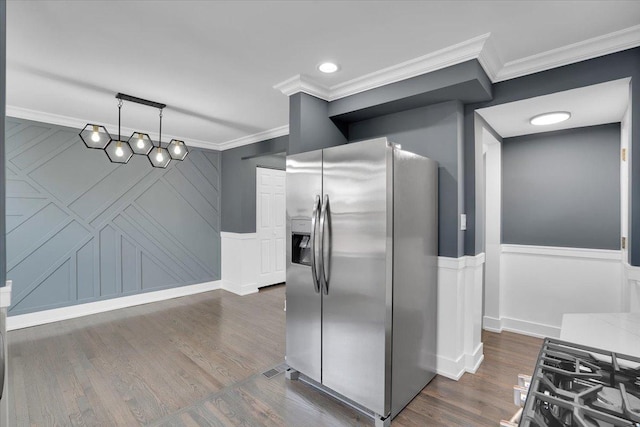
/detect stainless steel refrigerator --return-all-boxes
[285,137,438,426]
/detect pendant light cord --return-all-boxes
[117,99,123,141]
[158,108,163,149]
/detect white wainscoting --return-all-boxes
[624,263,640,312]
[221,232,260,296]
[483,245,623,339]
[436,253,485,380]
[7,280,222,331]
[0,281,11,310]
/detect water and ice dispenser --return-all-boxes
[291,219,312,266]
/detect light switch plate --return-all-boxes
[460,214,467,231]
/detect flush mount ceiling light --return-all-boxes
[318,62,339,73]
[529,111,571,126]
[79,93,189,168]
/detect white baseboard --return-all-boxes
[482,315,502,333]
[436,353,465,381]
[465,342,484,373]
[482,315,560,339]
[222,280,258,296]
[7,280,222,331]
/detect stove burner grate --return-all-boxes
[519,338,640,427]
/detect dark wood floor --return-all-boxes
[7,285,542,426]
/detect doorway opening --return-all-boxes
[475,77,632,338]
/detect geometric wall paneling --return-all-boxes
[28,142,116,205]
[114,208,209,282]
[5,164,17,177]
[68,155,152,222]
[119,205,216,282]
[5,117,221,315]
[85,165,163,229]
[141,252,178,290]
[11,259,72,312]
[135,181,219,274]
[4,120,50,153]
[181,149,220,190]
[173,156,220,213]
[76,238,95,301]
[5,196,49,232]
[6,202,69,268]
[5,177,42,196]
[99,225,118,297]
[8,221,91,315]
[121,236,138,294]
[163,167,219,232]
[5,117,21,134]
[11,129,78,171]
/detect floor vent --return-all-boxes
[262,363,288,379]
[262,368,280,379]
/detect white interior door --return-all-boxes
[256,167,286,287]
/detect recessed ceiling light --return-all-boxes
[530,111,571,126]
[318,62,339,73]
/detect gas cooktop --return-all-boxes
[520,338,640,427]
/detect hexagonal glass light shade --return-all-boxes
[128,132,153,155]
[104,139,134,164]
[79,124,111,149]
[167,139,189,161]
[147,146,171,168]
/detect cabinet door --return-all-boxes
[321,139,392,416]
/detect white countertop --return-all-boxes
[560,312,640,358]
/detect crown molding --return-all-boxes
[495,24,640,82]
[476,35,502,83]
[273,74,330,100]
[7,105,88,132]
[6,105,220,150]
[274,25,640,99]
[215,125,289,150]
[329,33,491,101]
[6,105,291,151]
[274,34,492,102]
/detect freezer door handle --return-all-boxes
[310,195,321,293]
[320,194,331,295]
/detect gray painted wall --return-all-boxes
[6,117,221,315]
[464,47,640,264]
[349,101,465,258]
[0,0,6,289]
[289,93,347,155]
[502,124,620,249]
[221,135,287,233]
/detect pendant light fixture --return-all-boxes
[80,124,111,149]
[147,109,171,168]
[104,99,134,163]
[129,132,153,155]
[79,93,189,168]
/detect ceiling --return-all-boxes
[477,78,631,138]
[6,1,640,150]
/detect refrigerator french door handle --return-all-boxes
[320,194,330,295]
[310,195,321,293]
